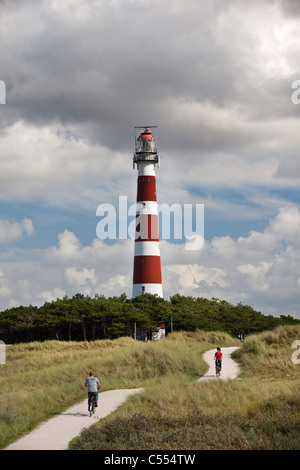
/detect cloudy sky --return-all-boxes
[0,0,300,318]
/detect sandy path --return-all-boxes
[5,346,240,450]
[197,346,240,382]
[5,388,144,450]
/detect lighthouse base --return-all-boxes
[132,283,163,298]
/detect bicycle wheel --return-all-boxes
[89,397,94,417]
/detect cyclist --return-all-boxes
[214,347,223,375]
[85,371,101,411]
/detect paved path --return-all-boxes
[5,347,240,450]
[5,388,144,450]
[196,346,240,382]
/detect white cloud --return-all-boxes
[46,230,133,269]
[49,230,83,262]
[0,285,11,299]
[0,217,34,244]
[0,206,299,317]
[237,262,273,292]
[64,267,97,295]
[162,206,300,316]
[0,121,134,210]
[0,0,299,223]
[213,2,299,80]
[100,273,131,296]
[267,206,300,239]
[39,287,66,303]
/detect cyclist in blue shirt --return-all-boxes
[85,371,100,411]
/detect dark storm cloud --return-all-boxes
[1,0,240,152]
[280,0,300,16]
[0,0,299,157]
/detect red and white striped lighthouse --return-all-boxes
[132,127,163,298]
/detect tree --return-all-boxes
[0,293,299,343]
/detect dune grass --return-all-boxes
[71,325,300,450]
[2,326,300,450]
[0,330,237,448]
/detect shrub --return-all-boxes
[71,399,300,450]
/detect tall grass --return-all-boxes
[0,338,131,447]
[3,326,300,450]
[232,324,300,380]
[71,325,300,450]
[0,330,237,448]
[71,403,300,450]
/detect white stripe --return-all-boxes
[136,201,158,215]
[134,241,160,256]
[132,284,163,298]
[137,162,156,176]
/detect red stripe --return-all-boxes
[135,214,159,241]
[137,176,157,202]
[133,256,162,284]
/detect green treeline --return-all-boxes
[0,293,298,344]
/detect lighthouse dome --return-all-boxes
[136,129,156,153]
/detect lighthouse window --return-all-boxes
[136,138,156,153]
[141,257,145,263]
[143,140,153,152]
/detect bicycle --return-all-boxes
[89,393,96,417]
[215,359,222,377]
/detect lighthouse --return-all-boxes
[132,127,163,298]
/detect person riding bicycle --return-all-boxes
[85,371,100,411]
[214,347,223,374]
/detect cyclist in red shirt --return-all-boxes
[214,347,223,375]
